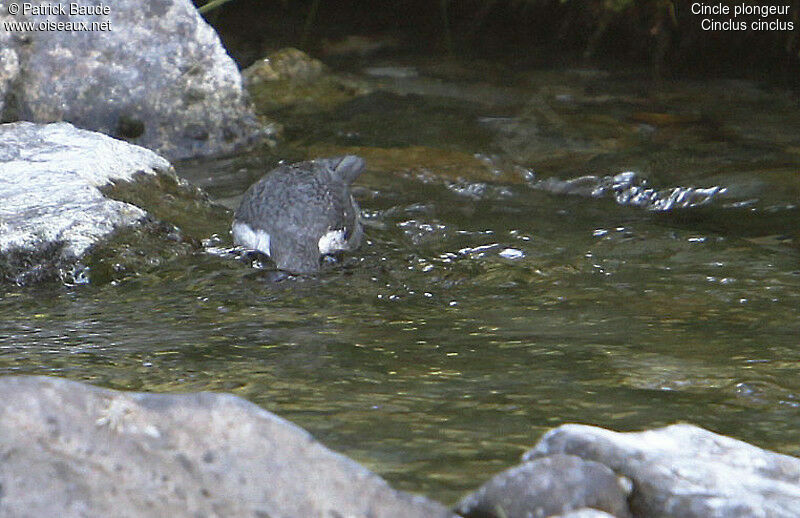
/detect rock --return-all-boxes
[525,423,800,518]
[0,375,455,518]
[0,0,268,160]
[243,47,328,84]
[0,122,165,282]
[455,454,631,518]
[0,121,228,285]
[245,48,370,114]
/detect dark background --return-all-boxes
[197,0,800,83]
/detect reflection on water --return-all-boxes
[2,58,800,504]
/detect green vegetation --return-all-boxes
[197,0,236,15]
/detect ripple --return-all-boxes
[533,171,727,211]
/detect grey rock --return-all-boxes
[0,0,268,160]
[525,423,800,518]
[0,375,454,518]
[0,122,171,283]
[456,454,631,518]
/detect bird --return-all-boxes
[232,155,365,274]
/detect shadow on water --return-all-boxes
[2,57,800,503]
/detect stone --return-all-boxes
[0,0,269,160]
[525,423,800,518]
[0,121,229,285]
[0,122,168,282]
[0,375,455,518]
[243,47,328,84]
[455,454,631,518]
[244,48,370,114]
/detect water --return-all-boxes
[2,57,799,504]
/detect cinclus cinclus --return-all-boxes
[232,155,365,274]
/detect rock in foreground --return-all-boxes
[0,375,454,518]
[526,423,800,517]
[0,0,267,160]
[456,454,631,518]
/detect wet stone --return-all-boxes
[526,423,800,518]
[0,375,454,518]
[455,454,632,518]
[244,48,371,114]
[0,122,167,283]
[0,121,227,285]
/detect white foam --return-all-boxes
[232,221,271,256]
[499,248,525,260]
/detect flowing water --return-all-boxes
[2,56,799,504]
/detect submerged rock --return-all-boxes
[244,48,370,114]
[456,453,632,518]
[0,375,454,518]
[526,423,800,517]
[0,0,269,160]
[0,122,228,285]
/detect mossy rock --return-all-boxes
[244,48,371,114]
[79,171,232,284]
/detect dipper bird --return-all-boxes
[232,156,365,274]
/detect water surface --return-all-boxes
[2,57,799,504]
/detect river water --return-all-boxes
[1,56,799,503]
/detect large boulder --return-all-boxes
[0,375,454,518]
[0,0,268,160]
[525,423,800,517]
[0,121,227,285]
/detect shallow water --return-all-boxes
[2,57,800,504]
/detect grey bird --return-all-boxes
[232,156,365,274]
